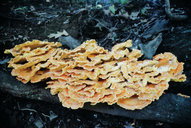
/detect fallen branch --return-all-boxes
[0,70,190,125]
[165,0,188,21]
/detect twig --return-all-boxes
[101,40,109,47]
[21,108,37,113]
[38,117,47,128]
[123,31,132,42]
[41,113,50,118]
[165,0,188,21]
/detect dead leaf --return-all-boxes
[94,23,104,31]
[103,9,110,16]
[63,19,69,24]
[48,30,69,39]
[118,11,129,19]
[129,11,140,20]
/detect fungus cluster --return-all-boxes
[5,40,186,110]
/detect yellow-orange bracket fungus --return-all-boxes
[4,40,186,110]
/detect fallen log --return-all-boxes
[0,70,191,125]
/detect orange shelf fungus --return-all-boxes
[4,39,186,110]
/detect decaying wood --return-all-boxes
[0,70,191,125]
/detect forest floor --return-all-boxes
[0,0,191,128]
